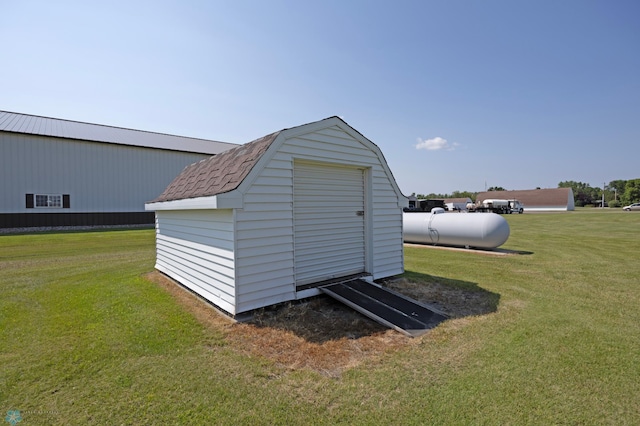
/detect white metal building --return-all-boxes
[0,110,236,228]
[145,117,408,315]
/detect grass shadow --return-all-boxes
[245,295,389,344]
[406,243,534,256]
[388,271,501,319]
[149,270,500,376]
[244,272,500,344]
[495,248,534,255]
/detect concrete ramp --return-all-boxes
[320,279,447,337]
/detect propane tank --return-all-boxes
[403,210,510,249]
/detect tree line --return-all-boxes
[413,178,640,207]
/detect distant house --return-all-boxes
[0,110,236,228]
[476,188,575,212]
[444,198,472,211]
[145,116,408,316]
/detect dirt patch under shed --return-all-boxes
[145,272,499,377]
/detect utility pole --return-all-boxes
[602,182,606,208]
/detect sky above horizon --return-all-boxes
[2,0,638,195]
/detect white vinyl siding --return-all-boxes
[281,126,404,280]
[293,161,366,285]
[154,209,237,314]
[231,124,404,313]
[233,160,295,313]
[370,167,405,279]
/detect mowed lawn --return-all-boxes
[1,210,639,424]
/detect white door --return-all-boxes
[293,161,366,286]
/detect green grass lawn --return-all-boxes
[1,210,639,424]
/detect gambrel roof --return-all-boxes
[148,116,406,209]
[0,110,237,154]
[153,130,280,202]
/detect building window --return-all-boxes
[35,194,62,208]
[26,194,70,209]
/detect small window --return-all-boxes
[35,194,63,208]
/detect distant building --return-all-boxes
[476,188,575,212]
[0,110,237,228]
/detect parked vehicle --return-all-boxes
[404,199,448,212]
[467,199,524,214]
[623,203,640,211]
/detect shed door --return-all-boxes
[293,161,366,287]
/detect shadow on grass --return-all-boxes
[244,272,500,344]
[406,243,534,256]
[390,271,501,319]
[495,248,534,255]
[149,270,500,375]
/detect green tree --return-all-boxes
[608,180,627,202]
[416,193,442,199]
[450,190,476,200]
[621,179,640,205]
[414,191,477,200]
[558,181,599,206]
[487,186,506,191]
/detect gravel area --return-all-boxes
[0,224,154,235]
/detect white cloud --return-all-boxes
[415,136,458,151]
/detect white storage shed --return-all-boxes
[145,117,408,315]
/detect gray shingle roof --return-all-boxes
[0,110,237,154]
[152,130,281,202]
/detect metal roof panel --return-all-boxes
[0,110,238,155]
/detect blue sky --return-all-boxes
[2,0,639,195]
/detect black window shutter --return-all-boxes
[26,194,34,209]
[63,194,70,209]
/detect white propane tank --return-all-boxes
[403,211,510,249]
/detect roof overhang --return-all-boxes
[145,192,243,211]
